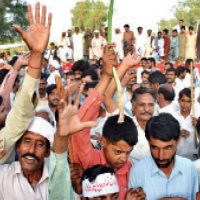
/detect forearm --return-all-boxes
[28,52,43,79]
[53,134,68,154]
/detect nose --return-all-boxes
[158,149,164,160]
[120,153,128,163]
[144,104,150,112]
[29,142,36,154]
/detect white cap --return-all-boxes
[94,30,100,33]
[82,173,119,198]
[0,59,5,64]
[49,60,60,70]
[27,116,55,146]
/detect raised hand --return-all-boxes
[102,44,118,77]
[13,52,30,70]
[122,52,141,68]
[57,95,97,137]
[13,2,52,54]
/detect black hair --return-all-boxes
[172,29,178,33]
[189,26,194,30]
[163,29,169,34]
[46,84,57,95]
[50,42,55,46]
[148,71,167,84]
[72,60,90,72]
[131,87,156,103]
[141,57,147,62]
[102,115,138,146]
[41,73,48,81]
[176,66,186,77]
[84,81,98,92]
[165,62,174,68]
[81,69,98,81]
[141,70,150,76]
[124,24,130,28]
[82,164,115,182]
[179,88,191,99]
[158,84,175,101]
[181,26,185,30]
[0,69,9,85]
[8,56,18,66]
[148,57,156,66]
[145,113,180,141]
[166,67,176,75]
[196,117,200,135]
[185,58,193,67]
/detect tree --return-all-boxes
[158,0,200,31]
[0,0,28,44]
[71,0,108,30]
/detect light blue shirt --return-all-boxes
[129,155,198,200]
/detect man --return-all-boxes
[146,57,158,72]
[135,27,145,57]
[113,28,124,61]
[38,74,48,106]
[176,88,199,160]
[91,30,107,60]
[185,26,197,60]
[175,66,188,89]
[144,29,153,58]
[169,29,179,62]
[140,70,150,88]
[136,57,149,84]
[72,27,84,61]
[152,31,164,61]
[46,84,59,127]
[163,29,170,62]
[173,19,188,33]
[178,26,187,62]
[46,42,57,62]
[129,87,155,164]
[129,113,199,199]
[123,24,134,56]
[157,84,177,117]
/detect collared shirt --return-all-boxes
[129,116,150,164]
[158,103,177,118]
[129,155,198,200]
[0,160,49,200]
[71,89,131,200]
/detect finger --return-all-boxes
[41,5,46,26]
[12,24,24,36]
[67,91,72,105]
[35,2,40,24]
[47,13,52,29]
[57,99,65,113]
[80,121,97,130]
[27,4,34,25]
[74,86,83,107]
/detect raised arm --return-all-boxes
[0,2,52,164]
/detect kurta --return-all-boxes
[185,33,197,60]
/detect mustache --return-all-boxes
[22,153,40,162]
[141,112,152,116]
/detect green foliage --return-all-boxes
[71,0,108,30]
[158,0,200,31]
[0,0,28,44]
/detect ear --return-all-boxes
[101,137,108,148]
[45,147,50,157]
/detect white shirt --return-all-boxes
[175,111,199,158]
[47,70,61,86]
[129,117,150,164]
[158,103,177,118]
[0,160,49,200]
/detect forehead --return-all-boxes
[108,140,132,152]
[180,95,191,101]
[22,131,47,143]
[150,137,176,147]
[48,88,58,95]
[135,93,154,103]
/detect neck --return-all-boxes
[160,160,174,177]
[23,167,43,189]
[160,100,171,108]
[50,105,57,113]
[137,118,147,130]
[181,110,190,118]
[39,92,46,99]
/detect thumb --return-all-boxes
[81,121,97,130]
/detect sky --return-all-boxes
[27,0,181,43]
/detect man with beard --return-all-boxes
[38,74,48,106]
[129,113,198,200]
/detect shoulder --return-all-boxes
[130,156,151,173]
[176,155,196,172]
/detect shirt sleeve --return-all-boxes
[0,68,18,113]
[71,89,105,168]
[128,164,141,189]
[191,163,199,199]
[48,151,74,200]
[0,73,39,164]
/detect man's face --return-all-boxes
[101,139,133,170]
[124,27,129,32]
[141,73,149,85]
[179,95,191,114]
[89,193,119,200]
[50,44,55,50]
[180,28,185,33]
[180,71,186,79]
[66,74,75,85]
[166,71,176,84]
[94,33,99,38]
[17,131,49,173]
[172,31,177,37]
[141,60,147,67]
[48,88,59,107]
[132,93,154,123]
[0,103,6,127]
[75,27,79,34]
[147,60,152,69]
[74,70,82,80]
[147,30,152,36]
[179,20,183,26]
[138,27,143,34]
[189,29,193,35]
[68,30,72,37]
[115,29,120,34]
[39,79,47,95]
[149,137,177,168]
[158,32,162,38]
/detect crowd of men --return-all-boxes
[1,2,200,200]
